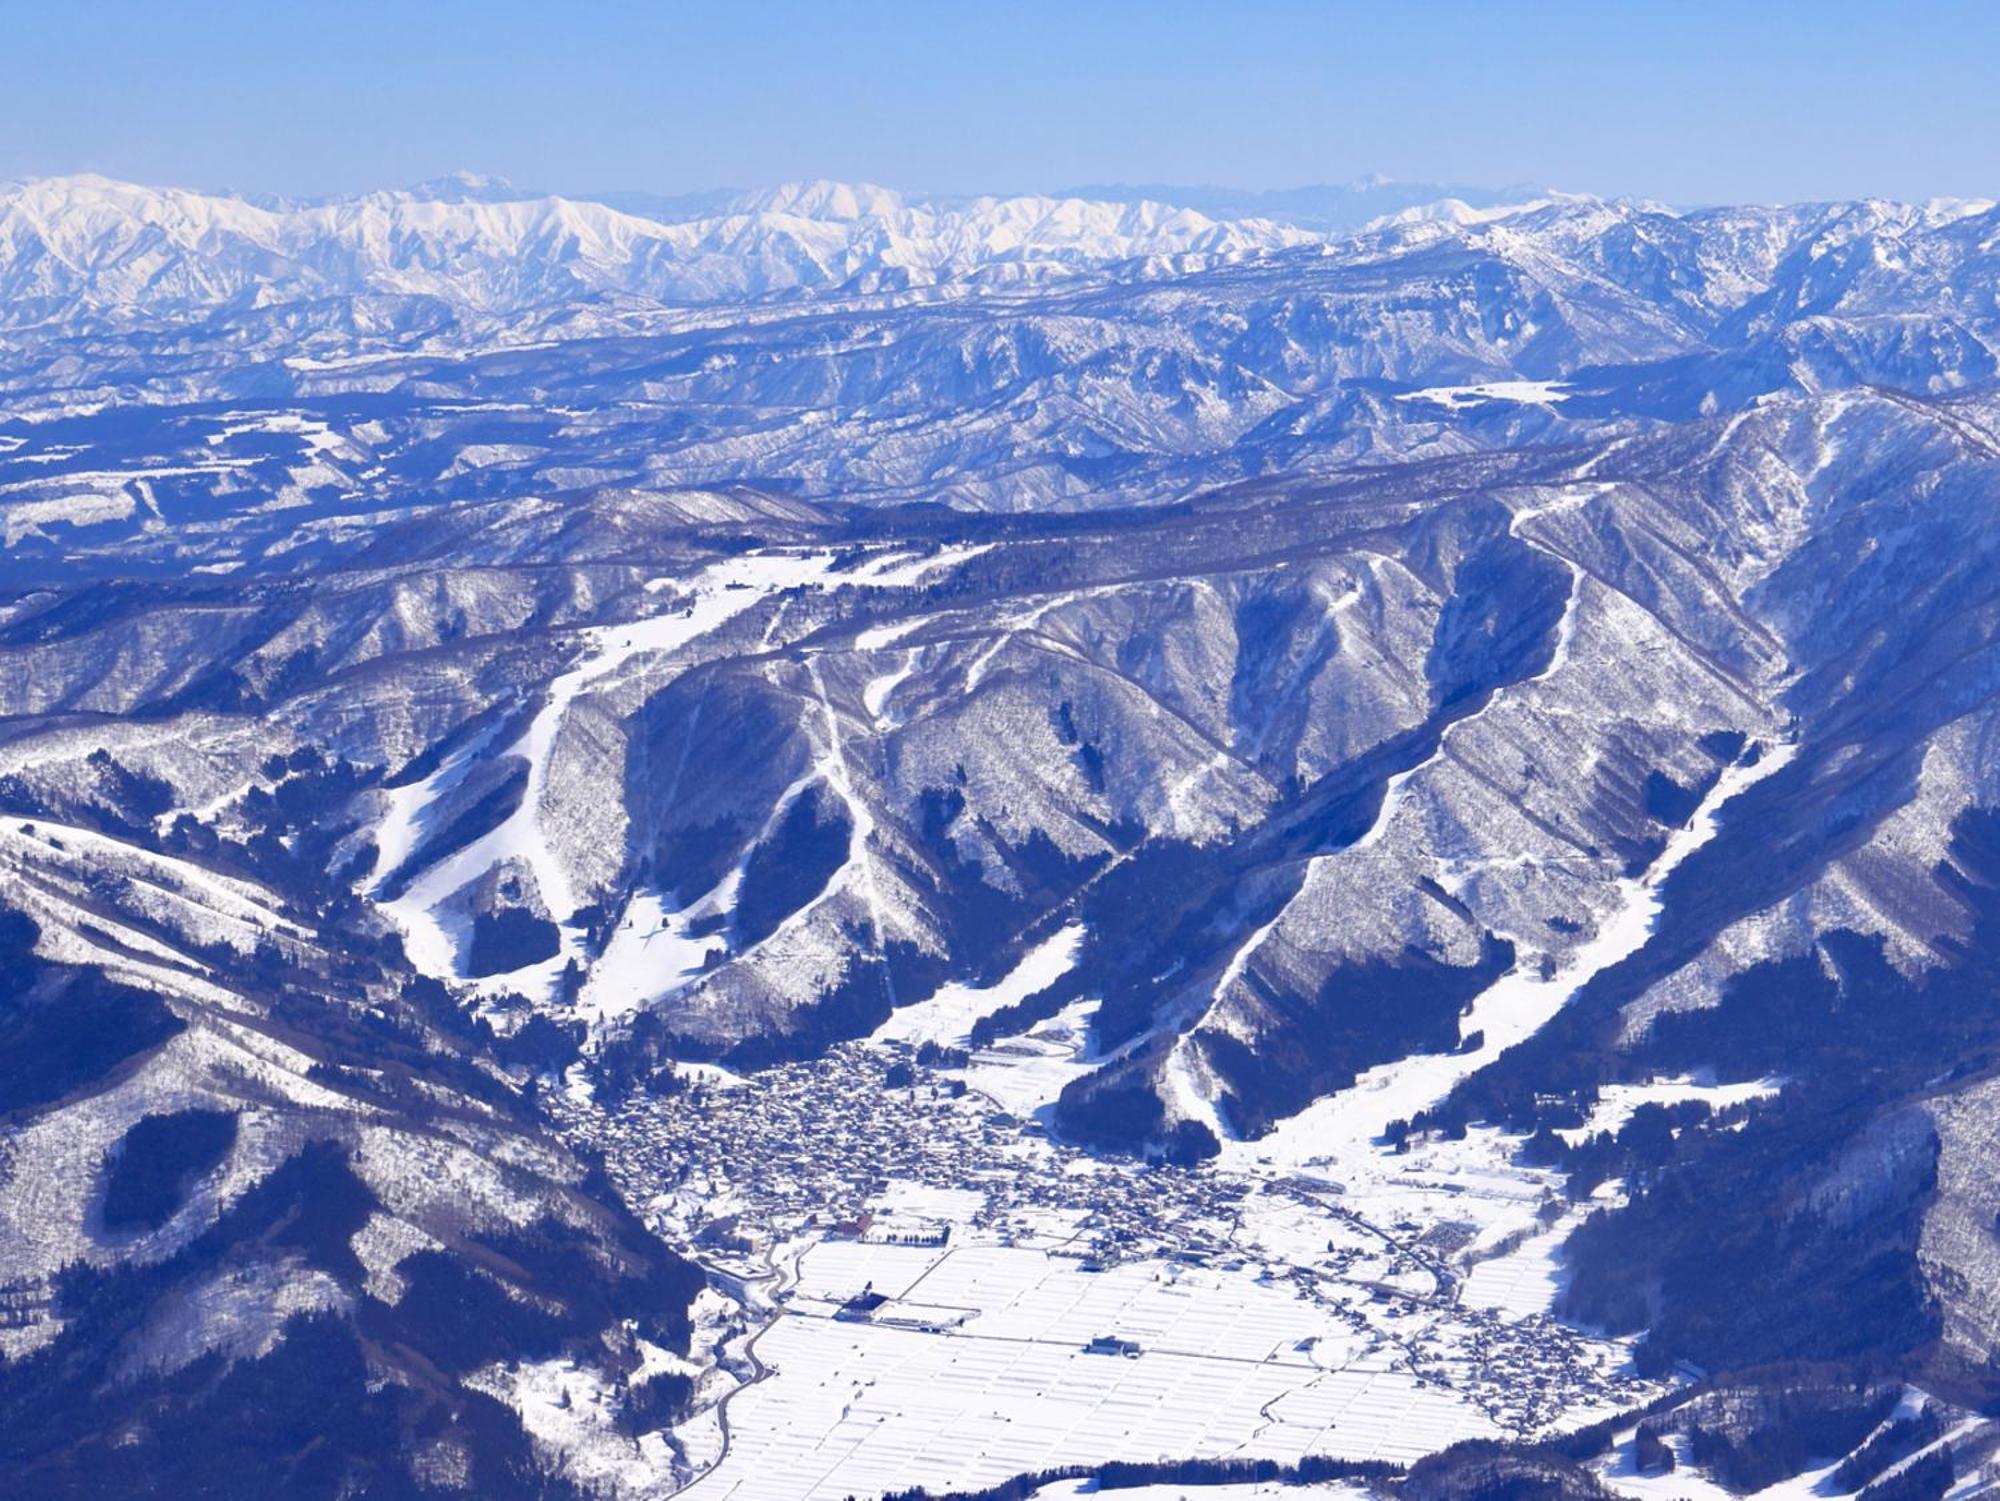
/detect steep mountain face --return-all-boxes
[10,177,2000,1496]
[0,753,705,1497]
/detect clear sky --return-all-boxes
[7,0,1999,205]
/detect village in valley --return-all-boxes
[550,997,1656,1500]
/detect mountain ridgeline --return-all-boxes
[6,172,2000,1495]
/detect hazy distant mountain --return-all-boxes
[1051,175,1549,229]
[585,184,750,221]
[586,175,1548,233]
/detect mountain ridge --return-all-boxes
[9,172,2000,1498]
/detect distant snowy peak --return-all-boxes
[1050,177,1552,232]
[0,173,1636,337]
[0,173,1322,326]
[10,173,2000,350]
[1362,191,1592,230]
[402,169,536,204]
[632,176,1555,232]
[735,179,911,220]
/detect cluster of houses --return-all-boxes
[558,1042,1267,1275]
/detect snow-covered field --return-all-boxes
[957,999,1103,1118]
[1555,1076,1784,1146]
[663,1077,1653,1501]
[1396,380,1573,409]
[873,924,1085,1049]
[689,1239,1502,1500]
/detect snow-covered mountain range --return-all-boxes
[11,175,2000,1499]
[0,173,1328,326]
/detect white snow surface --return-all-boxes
[470,1356,678,1500]
[1028,1485,1370,1500]
[1396,380,1573,409]
[1555,1076,1784,1146]
[690,1239,1504,1499]
[873,924,1085,1048]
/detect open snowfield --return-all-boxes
[688,1238,1503,1500]
[957,1000,1105,1119]
[873,925,1086,1049]
[1395,380,1573,408]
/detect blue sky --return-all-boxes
[7,1,1999,204]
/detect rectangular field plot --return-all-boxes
[789,1241,950,1303]
[1459,1230,1571,1318]
[1255,1345,1505,1460]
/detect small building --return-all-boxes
[834,1290,889,1323]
